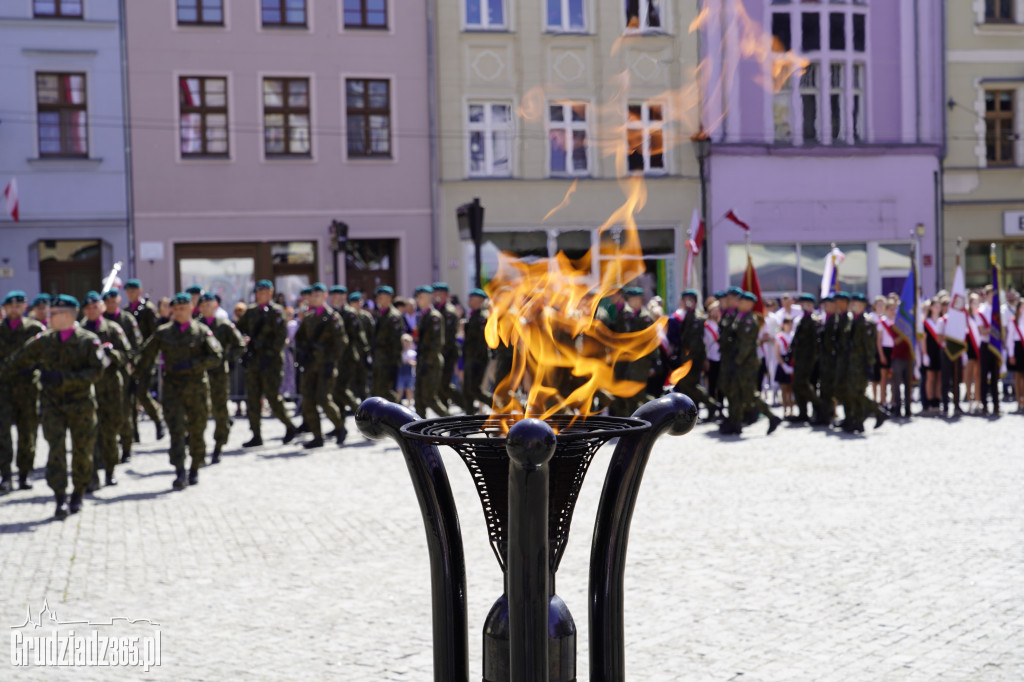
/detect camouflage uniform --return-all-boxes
[718,307,739,414]
[415,307,448,418]
[136,321,222,473]
[668,307,714,410]
[371,305,405,402]
[833,311,852,422]
[237,302,295,439]
[334,303,367,414]
[791,312,821,421]
[461,306,492,412]
[125,298,164,429]
[0,316,46,485]
[728,312,761,431]
[295,306,348,441]
[818,313,839,422]
[103,309,141,459]
[6,326,103,496]
[611,304,656,417]
[437,301,463,410]
[352,305,374,400]
[845,312,882,431]
[199,316,246,450]
[82,317,131,477]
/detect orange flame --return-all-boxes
[667,360,693,387]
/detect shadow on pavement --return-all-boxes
[92,489,177,504]
[0,517,64,534]
[1,494,53,506]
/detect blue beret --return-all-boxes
[798,293,817,303]
[375,285,394,296]
[348,292,363,302]
[414,285,433,295]
[51,294,80,309]
[32,293,52,307]
[102,289,121,300]
[681,288,699,299]
[851,293,867,302]
[171,293,192,305]
[624,287,644,297]
[83,291,102,304]
[468,288,488,299]
[431,282,449,292]
[2,290,27,305]
[311,282,327,293]
[727,286,744,297]
[199,292,217,303]
[255,280,273,291]
[834,292,850,300]
[329,285,347,295]
[125,279,142,289]
[185,285,203,295]
[740,291,757,302]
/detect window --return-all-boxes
[801,12,820,51]
[33,0,82,18]
[346,79,391,158]
[549,103,588,175]
[799,63,819,143]
[177,0,223,24]
[626,102,664,173]
[262,0,306,26]
[829,12,845,49]
[852,63,865,142]
[180,77,228,157]
[772,13,791,50]
[263,78,311,156]
[773,69,793,143]
[625,0,661,30]
[985,90,1015,166]
[466,0,505,29]
[547,0,584,31]
[829,64,844,142]
[984,0,1014,23]
[36,73,87,157]
[468,103,512,176]
[852,13,865,51]
[344,0,386,28]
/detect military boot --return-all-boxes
[211,444,222,465]
[120,446,131,464]
[155,420,165,440]
[69,491,83,514]
[303,436,324,450]
[242,434,263,448]
[767,414,783,435]
[281,424,297,444]
[18,473,32,490]
[336,426,347,446]
[188,469,199,486]
[54,494,69,520]
[105,469,118,486]
[0,473,12,495]
[172,468,188,491]
[86,472,100,493]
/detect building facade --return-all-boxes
[944,0,1024,293]
[434,0,703,303]
[702,0,945,299]
[125,0,433,305]
[0,0,131,301]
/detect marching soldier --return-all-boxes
[462,288,492,413]
[186,285,204,318]
[198,293,246,462]
[294,283,348,448]
[350,292,374,401]
[844,294,888,432]
[668,289,719,416]
[4,295,103,519]
[414,286,448,418]
[102,288,142,463]
[432,283,464,411]
[330,286,367,416]
[717,287,743,424]
[611,287,656,417]
[371,286,405,402]
[135,293,223,490]
[727,292,782,436]
[123,278,165,440]
[816,294,839,425]
[790,293,822,423]
[236,280,297,447]
[29,293,50,326]
[0,290,46,493]
[833,292,852,427]
[81,291,131,489]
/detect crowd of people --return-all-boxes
[2,275,1022,520]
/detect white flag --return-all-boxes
[943,265,967,359]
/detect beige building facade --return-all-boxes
[944,1,1024,292]
[434,0,703,303]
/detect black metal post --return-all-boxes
[474,234,483,290]
[588,393,698,681]
[505,419,556,682]
[355,398,470,682]
[696,141,711,302]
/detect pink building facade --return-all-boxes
[126,0,433,305]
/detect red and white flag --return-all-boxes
[3,178,18,222]
[683,208,704,288]
[724,209,750,231]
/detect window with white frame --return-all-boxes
[774,74,793,143]
[799,63,819,143]
[626,102,664,173]
[852,63,865,142]
[547,0,584,31]
[625,0,661,30]
[548,103,588,175]
[829,63,844,143]
[466,0,505,29]
[468,103,512,176]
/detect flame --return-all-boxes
[667,360,693,387]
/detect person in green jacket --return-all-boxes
[461,288,492,413]
[790,293,822,423]
[611,287,656,417]
[329,286,368,416]
[432,283,464,411]
[294,283,349,448]
[371,286,405,403]
[843,293,889,433]
[124,278,165,442]
[0,289,46,493]
[198,293,246,462]
[414,286,448,418]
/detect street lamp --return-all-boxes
[457,197,485,289]
[691,131,711,301]
[329,220,348,286]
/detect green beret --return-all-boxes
[51,294,80,309]
[798,293,817,303]
[102,289,121,300]
[822,293,835,302]
[740,291,757,302]
[255,280,273,291]
[199,292,217,303]
[834,292,850,300]
[32,293,52,307]
[185,285,203,295]
[125,279,142,289]
[348,292,363,302]
[375,285,394,296]
[300,286,313,296]
[623,287,644,297]
[468,288,488,299]
[311,282,327,293]
[2,290,27,305]
[83,291,102,304]
[414,285,434,295]
[431,282,449,292]
[171,293,192,306]
[713,290,727,299]
[681,288,699,299]
[851,293,867,303]
[727,286,743,297]
[329,285,347,295]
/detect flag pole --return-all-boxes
[955,236,962,268]
[831,242,839,293]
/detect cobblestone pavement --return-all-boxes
[1,403,1022,680]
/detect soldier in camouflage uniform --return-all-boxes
[462,288,492,413]
[790,293,822,423]
[136,293,223,490]
[816,294,838,425]
[329,286,367,416]
[198,293,246,462]
[294,283,349,448]
[667,289,719,416]
[371,286,405,403]
[81,291,131,489]
[0,290,46,493]
[4,294,103,519]
[102,288,141,462]
[843,293,888,433]
[716,287,743,424]
[611,287,656,417]
[29,293,50,327]
[349,292,374,400]
[725,292,782,436]
[123,278,164,440]
[832,292,852,427]
[236,280,297,447]
[414,286,448,418]
[432,283,464,411]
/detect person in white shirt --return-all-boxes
[876,300,896,409]
[922,299,944,414]
[977,285,1000,415]
[703,301,722,409]
[774,317,795,417]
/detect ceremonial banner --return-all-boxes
[944,266,967,360]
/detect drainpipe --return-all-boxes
[426,0,441,284]
[118,0,136,278]
[913,0,921,144]
[937,0,947,291]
